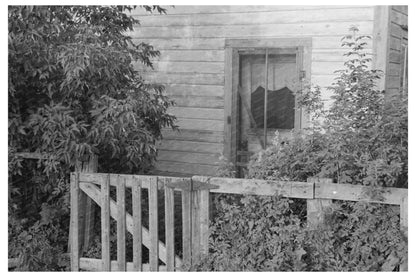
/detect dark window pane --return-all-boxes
[250,86,295,129]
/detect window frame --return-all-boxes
[223,38,312,164]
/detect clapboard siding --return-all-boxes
[137,8,374,27]
[154,161,218,176]
[158,150,221,165]
[161,129,224,143]
[168,107,224,120]
[131,6,378,176]
[134,37,373,50]
[135,61,224,74]
[157,140,223,153]
[164,84,224,97]
[132,5,372,16]
[135,22,373,38]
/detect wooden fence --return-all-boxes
[70,173,408,272]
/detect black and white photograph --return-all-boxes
[7,2,409,272]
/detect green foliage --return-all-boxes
[306,201,407,271]
[248,27,407,189]
[188,195,406,271]
[8,5,174,270]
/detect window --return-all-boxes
[224,38,311,174]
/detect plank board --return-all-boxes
[70,173,80,271]
[158,150,221,165]
[163,84,224,97]
[148,177,159,271]
[161,129,224,143]
[137,8,374,27]
[135,22,374,38]
[157,49,225,62]
[155,161,218,176]
[182,184,192,265]
[168,107,224,120]
[137,38,226,50]
[131,5,373,16]
[199,190,210,255]
[172,96,224,108]
[116,177,126,271]
[135,61,224,74]
[174,118,224,132]
[314,182,408,205]
[142,72,224,86]
[164,184,175,271]
[101,175,111,271]
[191,190,201,262]
[131,180,142,271]
[192,176,314,199]
[157,139,223,154]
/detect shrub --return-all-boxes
[187,195,407,271]
[8,5,175,270]
[247,27,407,189]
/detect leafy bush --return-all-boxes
[187,195,406,271]
[247,27,407,189]
[8,5,175,270]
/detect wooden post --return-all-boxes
[132,177,142,271]
[181,181,192,267]
[164,183,175,271]
[307,177,333,229]
[101,174,111,271]
[69,154,98,255]
[199,190,210,256]
[400,194,408,271]
[149,177,159,271]
[70,172,80,271]
[116,176,126,271]
[191,189,201,263]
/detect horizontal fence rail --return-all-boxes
[70,172,408,272]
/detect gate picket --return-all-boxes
[164,182,175,271]
[116,176,126,271]
[132,177,143,271]
[101,175,111,271]
[149,177,159,271]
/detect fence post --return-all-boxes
[181,180,192,267]
[307,177,332,228]
[190,178,211,265]
[68,154,98,255]
[400,194,408,271]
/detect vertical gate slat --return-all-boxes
[70,172,80,271]
[181,180,192,266]
[149,177,159,271]
[132,176,142,271]
[164,181,175,271]
[191,189,201,263]
[101,174,111,271]
[117,176,126,271]
[199,190,210,255]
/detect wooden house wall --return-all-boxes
[129,6,376,176]
[386,6,408,96]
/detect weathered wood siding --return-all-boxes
[129,6,376,176]
[386,6,408,96]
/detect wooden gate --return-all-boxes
[70,172,213,271]
[70,172,408,271]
